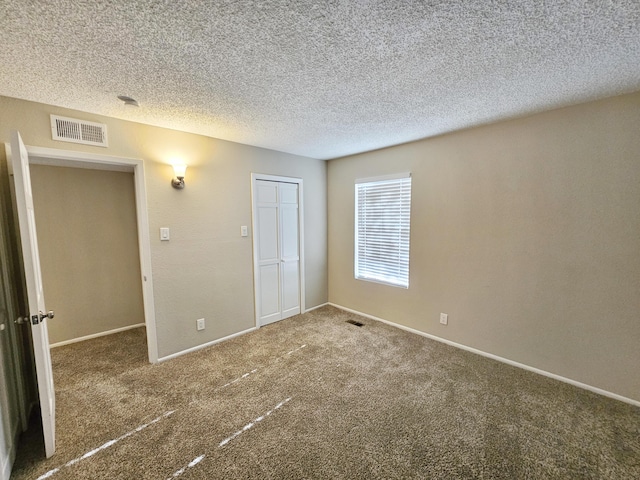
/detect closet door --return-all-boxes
[254,180,300,326]
[255,180,281,325]
[279,183,300,320]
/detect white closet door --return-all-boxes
[256,181,281,325]
[279,183,300,319]
[254,180,300,326]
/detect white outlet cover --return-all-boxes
[196,318,205,331]
[440,313,448,325]
[241,225,248,237]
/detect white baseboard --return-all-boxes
[157,327,258,363]
[50,323,145,349]
[305,302,329,313]
[158,305,329,363]
[328,303,640,408]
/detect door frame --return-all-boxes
[250,173,305,327]
[5,144,159,363]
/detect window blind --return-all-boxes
[355,174,411,288]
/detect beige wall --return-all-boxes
[0,96,328,358]
[30,165,144,345]
[328,91,640,402]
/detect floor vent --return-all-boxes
[346,319,364,327]
[50,115,108,147]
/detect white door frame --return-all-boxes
[250,173,305,327]
[5,143,159,364]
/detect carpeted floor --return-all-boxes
[10,306,640,479]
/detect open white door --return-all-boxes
[10,131,56,457]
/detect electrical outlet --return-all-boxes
[440,313,448,325]
[196,318,205,331]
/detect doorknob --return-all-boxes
[30,311,55,325]
[15,316,26,325]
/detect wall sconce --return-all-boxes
[171,164,187,189]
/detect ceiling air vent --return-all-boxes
[50,115,108,147]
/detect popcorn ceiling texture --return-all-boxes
[1,0,639,159]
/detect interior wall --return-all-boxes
[328,91,640,402]
[0,281,15,480]
[0,265,20,480]
[30,165,144,345]
[0,95,328,359]
[0,178,30,480]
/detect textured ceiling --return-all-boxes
[1,1,639,160]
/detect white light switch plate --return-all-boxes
[160,227,170,241]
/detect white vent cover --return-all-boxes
[50,115,108,147]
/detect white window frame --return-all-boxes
[354,172,411,288]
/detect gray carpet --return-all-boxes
[10,306,640,479]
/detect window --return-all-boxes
[355,173,411,288]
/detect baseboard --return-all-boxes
[159,306,327,363]
[328,303,640,408]
[157,327,258,363]
[50,323,146,349]
[305,302,329,313]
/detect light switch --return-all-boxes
[160,227,170,241]
[241,226,248,237]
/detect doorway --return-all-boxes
[30,164,145,348]
[23,146,158,362]
[7,139,158,457]
[251,174,305,326]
